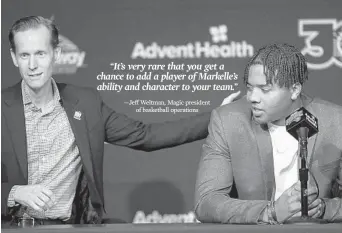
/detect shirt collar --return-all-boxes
[21,78,61,106]
[267,122,285,133]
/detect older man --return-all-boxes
[2,15,239,226]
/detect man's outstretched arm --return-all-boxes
[101,91,240,151]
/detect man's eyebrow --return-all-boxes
[246,82,271,88]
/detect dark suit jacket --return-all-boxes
[195,95,342,224]
[1,82,210,221]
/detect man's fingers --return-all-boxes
[35,197,47,209]
[308,195,319,205]
[13,185,56,212]
[39,188,56,209]
[28,201,43,212]
[292,181,301,191]
[289,210,302,218]
[308,199,320,209]
[289,206,320,219]
[307,186,318,196]
[220,91,241,105]
[287,188,300,199]
[294,185,317,194]
[40,188,53,198]
[37,196,52,211]
[227,91,241,101]
[291,182,318,205]
[308,204,321,217]
[293,181,318,193]
[45,199,55,209]
[311,210,322,219]
[288,192,317,208]
[287,187,301,204]
[38,192,52,203]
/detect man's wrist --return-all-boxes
[267,201,279,224]
[7,185,21,207]
[257,205,269,224]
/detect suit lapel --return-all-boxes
[3,83,28,181]
[251,120,275,200]
[57,84,97,190]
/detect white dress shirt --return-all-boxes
[268,123,299,200]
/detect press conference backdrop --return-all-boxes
[2,0,341,223]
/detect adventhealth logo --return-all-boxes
[210,25,228,43]
[131,25,254,59]
[133,210,199,223]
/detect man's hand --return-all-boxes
[274,181,319,223]
[288,189,325,219]
[309,198,325,218]
[220,91,241,106]
[13,185,55,212]
[290,197,325,218]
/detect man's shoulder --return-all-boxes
[310,98,342,132]
[57,82,97,96]
[2,82,19,93]
[56,82,102,103]
[1,81,99,98]
[309,98,342,141]
[2,82,21,103]
[311,98,342,116]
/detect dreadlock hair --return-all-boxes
[243,43,308,88]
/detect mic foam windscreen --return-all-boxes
[285,107,318,140]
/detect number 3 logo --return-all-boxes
[298,19,342,70]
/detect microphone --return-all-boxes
[285,107,318,140]
[284,107,326,224]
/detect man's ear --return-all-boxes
[290,83,302,100]
[10,48,19,67]
[53,46,61,62]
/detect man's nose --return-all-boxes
[28,56,38,70]
[247,88,261,103]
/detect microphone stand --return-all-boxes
[299,127,309,218]
[285,127,327,224]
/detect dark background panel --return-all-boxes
[2,0,341,222]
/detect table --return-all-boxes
[2,223,342,233]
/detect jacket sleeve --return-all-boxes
[321,160,342,222]
[95,91,211,151]
[1,163,13,215]
[309,109,342,223]
[1,115,21,216]
[194,109,268,224]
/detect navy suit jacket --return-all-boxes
[2,82,210,220]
